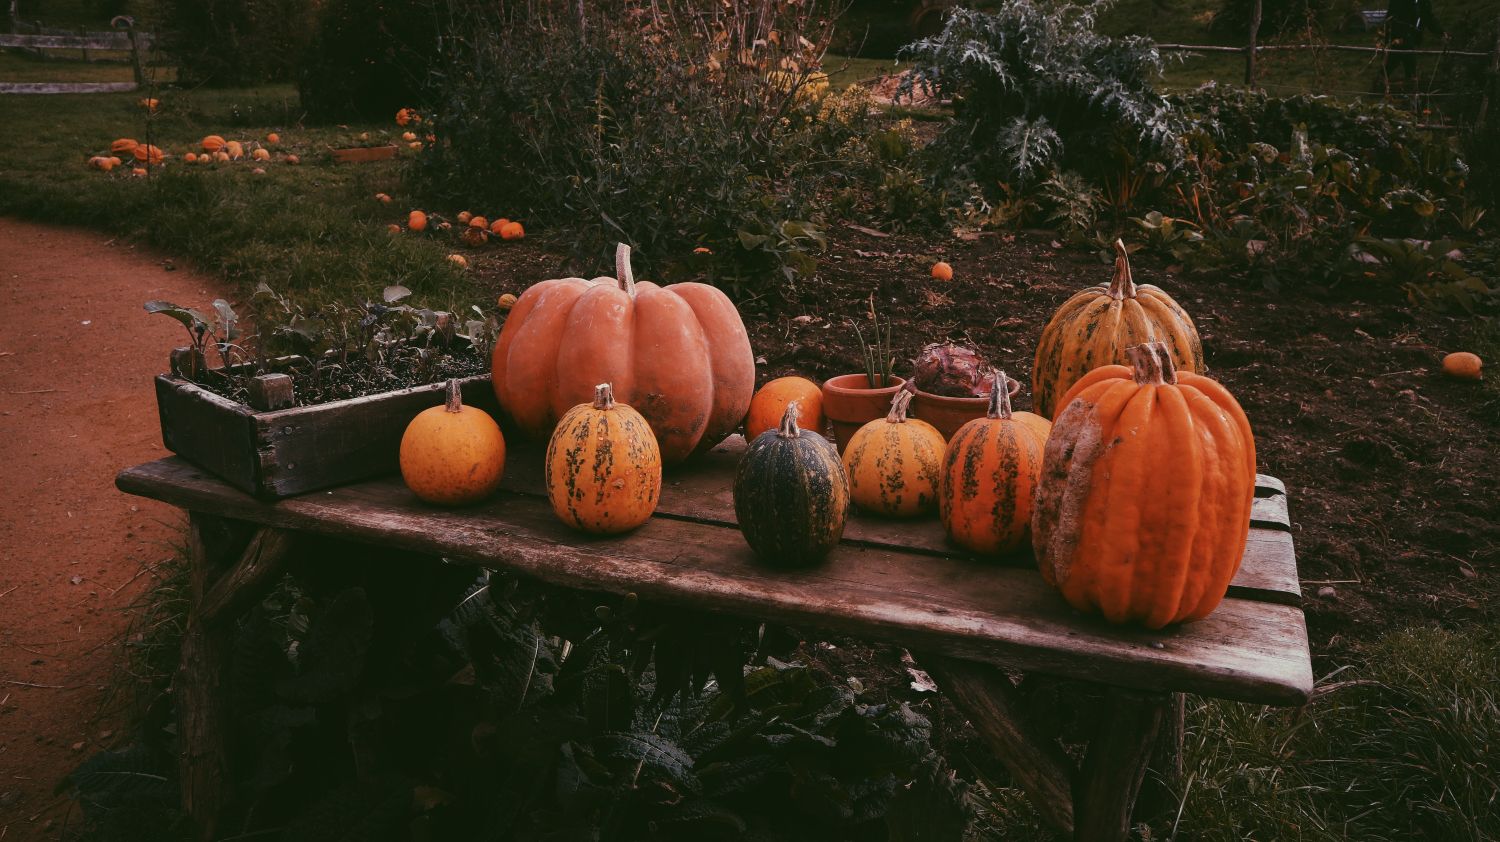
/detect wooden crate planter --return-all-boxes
[330,145,398,164]
[154,371,498,499]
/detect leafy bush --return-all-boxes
[898,1,1179,187]
[297,0,445,122]
[156,0,316,87]
[413,0,860,294]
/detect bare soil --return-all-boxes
[0,218,227,839]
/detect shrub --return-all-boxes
[413,0,857,295]
[156,0,316,87]
[297,0,445,122]
[898,1,1180,188]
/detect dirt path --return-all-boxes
[0,218,226,838]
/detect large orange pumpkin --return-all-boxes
[747,376,823,438]
[545,382,662,533]
[939,372,1051,555]
[493,243,754,466]
[843,389,946,518]
[1033,342,1256,628]
[201,135,227,153]
[1032,240,1202,419]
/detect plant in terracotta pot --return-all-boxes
[822,297,905,452]
[909,341,1018,441]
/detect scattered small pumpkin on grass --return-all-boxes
[375,192,393,204]
[266,132,280,144]
[110,138,138,156]
[386,223,401,234]
[201,135,227,153]
[402,131,417,142]
[469,216,489,230]
[931,261,953,281]
[457,211,472,224]
[497,293,518,311]
[462,227,488,246]
[184,152,198,163]
[545,382,663,534]
[1442,351,1483,381]
[252,148,271,162]
[284,154,300,165]
[226,140,245,159]
[408,210,428,231]
[499,221,525,240]
[133,144,164,165]
[399,379,506,506]
[447,253,468,268]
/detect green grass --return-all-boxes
[0,85,479,307]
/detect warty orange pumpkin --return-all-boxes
[110,138,138,155]
[1032,240,1202,419]
[546,382,662,534]
[399,379,507,505]
[939,371,1050,555]
[201,135,226,153]
[1033,342,1256,628]
[493,243,754,466]
[844,389,946,518]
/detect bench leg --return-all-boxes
[1137,692,1186,822]
[176,513,294,841]
[1073,688,1171,842]
[925,657,1076,836]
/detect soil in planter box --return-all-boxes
[191,344,490,408]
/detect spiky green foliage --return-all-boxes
[900,1,1180,186]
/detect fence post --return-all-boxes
[1245,0,1262,87]
[126,24,144,87]
[1478,15,1500,130]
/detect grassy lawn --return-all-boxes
[0,85,479,307]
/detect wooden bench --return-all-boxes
[117,435,1310,841]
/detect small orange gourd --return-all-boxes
[133,144,164,165]
[457,211,472,223]
[252,148,271,162]
[931,261,953,281]
[746,376,824,438]
[546,382,662,534]
[843,389,946,518]
[111,138,138,156]
[939,371,1051,555]
[1442,351,1482,381]
[499,222,525,240]
[399,379,507,505]
[408,210,428,231]
[1033,343,1255,628]
[469,216,489,230]
[266,132,280,144]
[201,135,227,153]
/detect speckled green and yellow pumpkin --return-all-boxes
[1032,240,1202,419]
[733,401,849,566]
[842,389,945,518]
[545,382,662,534]
[939,371,1051,556]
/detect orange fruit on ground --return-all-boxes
[469,216,488,230]
[457,211,472,224]
[499,222,525,240]
[201,135,226,152]
[387,223,402,234]
[375,192,392,204]
[266,132,280,144]
[447,253,469,268]
[408,210,428,231]
[1442,352,1483,381]
[746,376,824,438]
[931,261,953,281]
[497,293,518,311]
[252,148,271,162]
[184,152,198,163]
[284,154,300,165]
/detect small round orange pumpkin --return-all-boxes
[184,152,199,163]
[1033,342,1256,628]
[499,221,525,241]
[931,261,953,281]
[747,376,823,438]
[939,371,1051,555]
[133,144,164,165]
[457,211,472,224]
[201,135,227,153]
[399,380,506,505]
[497,293,518,311]
[225,140,244,160]
[1442,351,1482,381]
[284,154,300,165]
[111,138,138,156]
[447,253,468,268]
[266,132,280,144]
[469,215,489,230]
[408,210,428,232]
[462,227,488,246]
[251,147,271,162]
[546,382,662,534]
[843,389,946,518]
[1032,240,1202,419]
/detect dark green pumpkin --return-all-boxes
[733,401,850,567]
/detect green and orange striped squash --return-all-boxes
[545,382,662,534]
[939,371,1050,556]
[1033,342,1256,628]
[842,389,945,518]
[1031,240,1202,419]
[733,401,849,566]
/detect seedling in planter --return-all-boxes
[853,293,895,388]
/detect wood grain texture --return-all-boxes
[330,145,399,163]
[925,657,1076,834]
[119,457,1313,705]
[504,436,1301,603]
[1074,689,1170,842]
[197,528,295,623]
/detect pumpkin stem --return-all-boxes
[778,400,802,438]
[593,382,616,411]
[443,379,464,413]
[986,371,1018,419]
[1126,342,1179,386]
[1107,239,1138,300]
[615,243,636,298]
[885,389,913,423]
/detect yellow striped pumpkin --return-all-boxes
[939,372,1051,556]
[842,389,945,518]
[545,383,662,534]
[1032,240,1202,419]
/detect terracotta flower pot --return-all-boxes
[911,377,1020,441]
[821,374,906,452]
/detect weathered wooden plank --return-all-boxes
[501,437,1301,601]
[118,458,1313,705]
[1073,690,1170,842]
[1251,493,1290,530]
[330,145,398,163]
[198,528,295,623]
[0,32,135,49]
[925,657,1076,834]
[155,375,261,495]
[0,81,138,94]
[1255,474,1286,496]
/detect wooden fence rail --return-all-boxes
[0,16,154,92]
